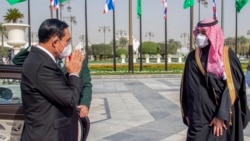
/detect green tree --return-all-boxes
[92,44,112,60]
[117,37,128,48]
[157,43,165,55]
[225,37,235,50]
[3,8,24,23]
[167,39,181,54]
[0,47,9,57]
[87,46,92,55]
[225,36,249,55]
[116,48,128,58]
[109,39,118,48]
[157,39,181,56]
[238,36,248,56]
[141,41,159,55]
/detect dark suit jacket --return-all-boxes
[21,47,83,141]
[13,47,92,108]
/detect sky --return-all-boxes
[1,0,250,47]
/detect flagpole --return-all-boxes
[56,9,59,19]
[50,5,53,18]
[28,0,31,46]
[235,10,238,55]
[59,3,63,20]
[139,14,142,71]
[85,0,89,61]
[113,7,116,71]
[137,0,142,71]
[221,0,224,31]
[165,17,168,71]
[128,0,134,73]
[198,0,200,21]
[189,6,194,52]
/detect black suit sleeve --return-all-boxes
[36,63,83,108]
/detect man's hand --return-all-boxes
[209,117,227,137]
[77,105,89,118]
[65,49,84,75]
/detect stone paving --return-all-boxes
[88,75,250,141]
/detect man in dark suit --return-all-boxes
[21,19,84,141]
[60,59,92,118]
[13,47,92,119]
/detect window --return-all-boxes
[0,78,21,104]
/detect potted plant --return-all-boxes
[167,53,172,63]
[133,54,138,63]
[3,8,24,23]
[145,54,150,63]
[2,8,29,55]
[156,54,161,63]
[178,52,182,63]
[121,54,126,63]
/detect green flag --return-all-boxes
[236,0,249,12]
[183,0,194,9]
[59,0,69,3]
[137,0,141,17]
[6,0,26,5]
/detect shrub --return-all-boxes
[156,54,161,58]
[120,54,126,59]
[0,47,9,57]
[89,63,185,70]
[141,42,159,55]
[91,44,113,60]
[116,48,128,57]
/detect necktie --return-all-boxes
[57,59,64,68]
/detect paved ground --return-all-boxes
[88,75,250,141]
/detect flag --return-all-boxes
[212,0,217,20]
[6,0,26,5]
[103,0,114,13]
[137,0,141,17]
[236,0,249,12]
[183,0,194,9]
[59,0,68,2]
[50,0,59,9]
[162,0,168,19]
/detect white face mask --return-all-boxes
[196,33,209,48]
[59,44,72,58]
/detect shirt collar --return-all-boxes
[36,45,57,63]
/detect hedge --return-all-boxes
[89,62,249,74]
